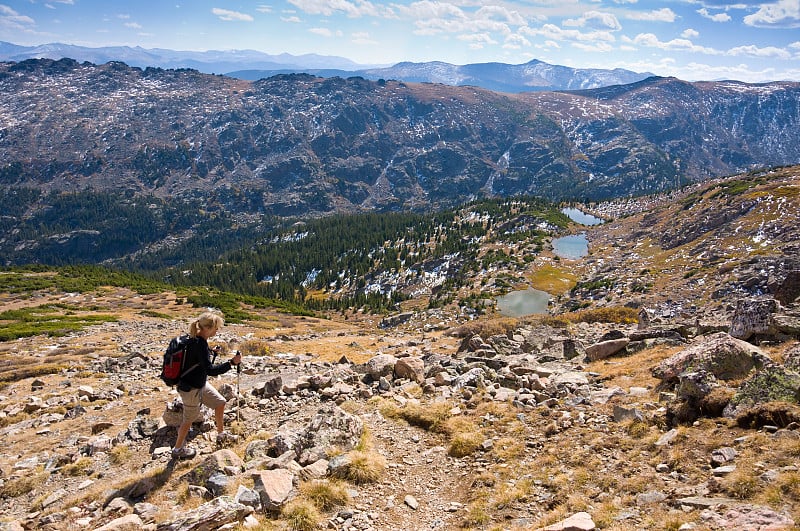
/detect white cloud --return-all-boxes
[475,5,526,26]
[625,8,676,23]
[351,31,378,45]
[564,11,622,31]
[310,27,343,37]
[681,28,699,38]
[281,16,302,23]
[521,23,616,44]
[728,44,792,59]
[124,22,142,30]
[504,33,531,49]
[743,0,800,28]
[631,33,720,54]
[697,8,731,23]
[573,41,614,52]
[0,5,35,27]
[211,8,254,22]
[288,0,389,18]
[256,5,272,14]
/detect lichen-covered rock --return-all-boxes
[729,297,779,340]
[724,364,800,417]
[652,332,770,384]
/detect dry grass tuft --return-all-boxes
[238,339,271,357]
[722,467,760,500]
[447,317,519,339]
[448,429,484,458]
[341,450,386,484]
[61,457,93,477]
[299,479,350,511]
[281,499,322,531]
[378,399,453,433]
[0,470,49,498]
[109,445,132,465]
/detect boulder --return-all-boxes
[251,469,296,511]
[729,297,779,340]
[363,354,398,379]
[301,405,364,453]
[183,450,244,486]
[394,356,425,383]
[651,332,770,385]
[585,338,630,361]
[724,364,800,416]
[155,496,252,530]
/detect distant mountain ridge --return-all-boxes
[0,58,798,218]
[0,41,651,93]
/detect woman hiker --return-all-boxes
[171,311,242,460]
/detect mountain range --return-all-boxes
[1,58,798,216]
[0,41,651,93]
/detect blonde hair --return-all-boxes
[189,311,224,338]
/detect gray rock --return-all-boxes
[651,332,770,384]
[585,338,630,361]
[234,485,262,511]
[729,297,779,340]
[155,496,252,530]
[363,354,398,379]
[93,514,144,531]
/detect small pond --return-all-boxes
[496,288,550,317]
[552,233,588,259]
[561,207,604,226]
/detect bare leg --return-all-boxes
[215,404,225,433]
[175,420,191,448]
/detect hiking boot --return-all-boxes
[171,446,196,460]
[216,431,239,446]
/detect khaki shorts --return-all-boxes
[178,383,227,423]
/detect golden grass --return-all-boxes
[281,499,322,531]
[378,399,453,433]
[299,479,350,511]
[446,317,519,339]
[0,470,49,498]
[61,457,93,477]
[340,450,386,484]
[528,264,578,295]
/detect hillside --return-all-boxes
[1,59,799,223]
[1,166,799,530]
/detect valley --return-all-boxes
[1,166,799,530]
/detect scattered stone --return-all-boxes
[404,495,419,510]
[538,511,596,530]
[93,514,144,531]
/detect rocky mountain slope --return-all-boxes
[1,166,799,530]
[1,59,799,221]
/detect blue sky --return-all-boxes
[1,0,799,82]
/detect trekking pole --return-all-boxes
[236,352,241,425]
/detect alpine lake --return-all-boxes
[496,208,603,317]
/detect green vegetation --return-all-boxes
[1,193,568,314]
[0,304,118,341]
